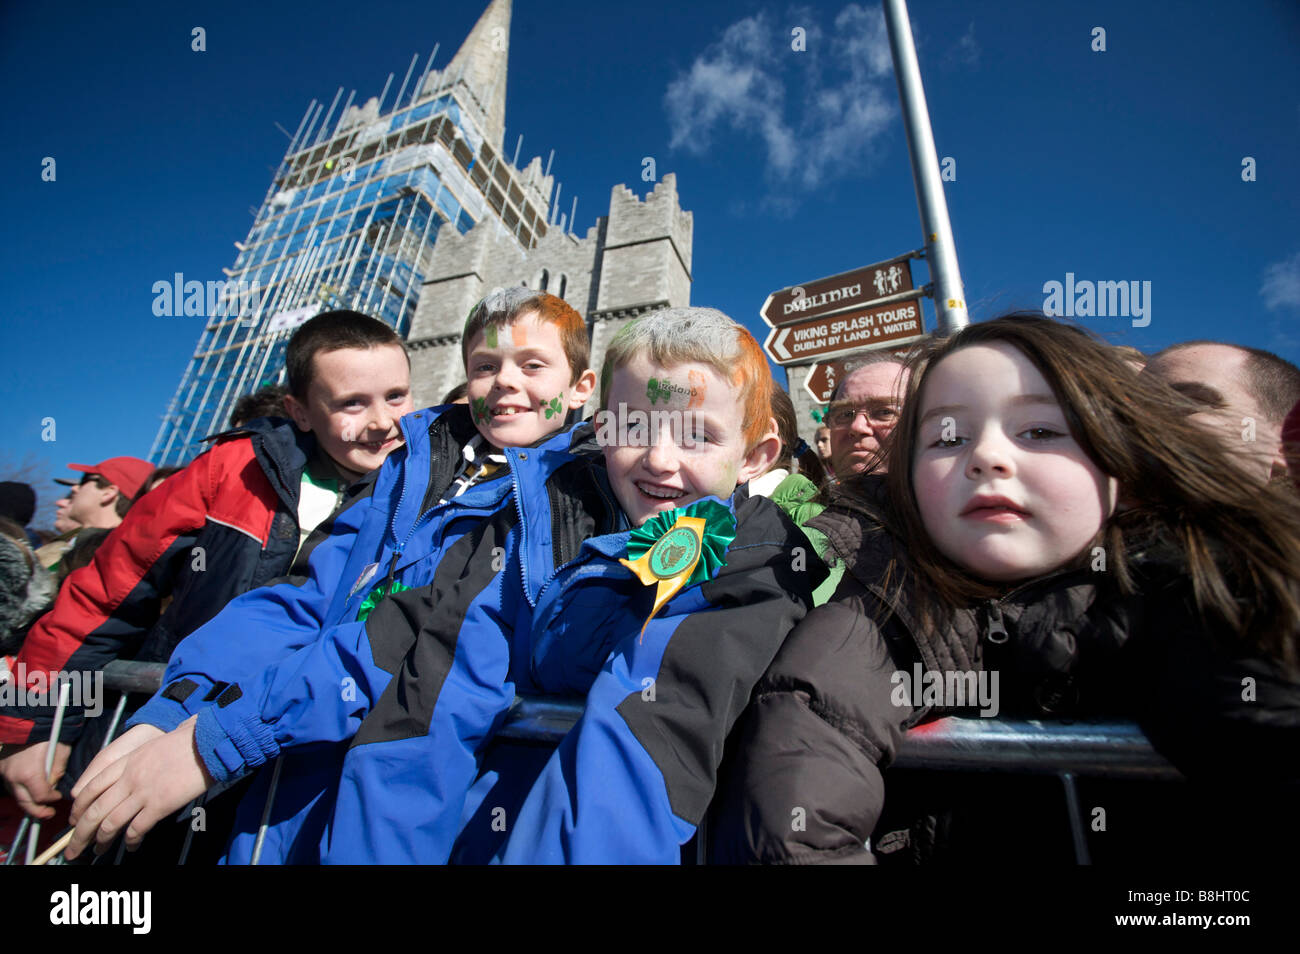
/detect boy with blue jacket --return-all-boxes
[65,288,598,862]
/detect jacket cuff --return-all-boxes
[193,708,248,785]
[199,695,279,784]
[126,694,193,734]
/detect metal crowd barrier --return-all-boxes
[34,659,1176,865]
[100,660,1180,780]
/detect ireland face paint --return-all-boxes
[464,310,583,447]
[603,355,766,527]
[646,378,698,406]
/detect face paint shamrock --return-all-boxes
[646,378,673,405]
[543,395,565,419]
[471,396,491,425]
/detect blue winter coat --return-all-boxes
[324,485,823,864]
[128,404,602,862]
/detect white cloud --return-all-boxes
[953,22,980,68]
[664,4,896,192]
[1261,251,1300,311]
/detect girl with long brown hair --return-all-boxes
[712,314,1300,864]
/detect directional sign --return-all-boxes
[761,255,915,327]
[764,298,925,365]
[803,361,846,403]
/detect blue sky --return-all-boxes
[2,0,1297,523]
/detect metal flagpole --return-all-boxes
[882,0,968,335]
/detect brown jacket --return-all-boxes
[710,497,1300,864]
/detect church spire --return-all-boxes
[441,0,511,150]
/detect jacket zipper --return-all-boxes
[512,450,536,608]
[518,439,621,611]
[981,566,1096,643]
[382,413,437,590]
[384,415,419,552]
[984,600,1009,644]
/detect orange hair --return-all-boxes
[462,288,590,384]
[600,307,776,451]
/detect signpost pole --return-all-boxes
[883,0,968,335]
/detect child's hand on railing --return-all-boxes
[70,722,164,799]
[65,718,211,859]
[0,740,71,819]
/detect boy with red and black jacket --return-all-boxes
[0,311,414,829]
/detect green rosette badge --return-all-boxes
[619,499,737,639]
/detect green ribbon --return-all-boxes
[357,579,413,623]
[623,499,737,591]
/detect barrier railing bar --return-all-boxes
[100,661,1183,781]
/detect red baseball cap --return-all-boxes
[55,457,155,500]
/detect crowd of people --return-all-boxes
[0,292,1297,864]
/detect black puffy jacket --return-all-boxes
[710,492,1300,864]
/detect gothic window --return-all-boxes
[557,274,567,299]
[538,268,550,292]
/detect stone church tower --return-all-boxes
[407,174,693,411]
[405,0,694,410]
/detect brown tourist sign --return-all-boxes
[763,297,925,365]
[760,255,916,327]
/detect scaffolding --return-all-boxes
[151,16,553,465]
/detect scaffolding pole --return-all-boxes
[298,102,325,156]
[316,87,345,148]
[200,221,317,438]
[412,44,440,105]
[284,100,316,163]
[203,183,330,438]
[393,53,420,117]
[327,89,356,147]
[375,72,395,116]
[396,197,438,333]
[240,239,326,398]
[214,250,299,420]
[356,224,392,317]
